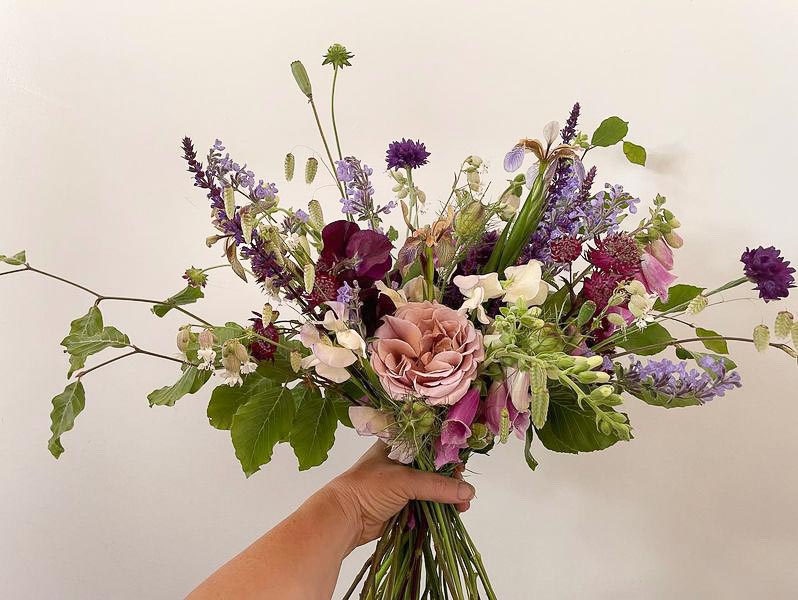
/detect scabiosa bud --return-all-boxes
[753,324,770,352]
[322,43,354,69]
[741,246,796,302]
[386,138,430,170]
[687,294,708,315]
[305,157,318,184]
[290,61,312,98]
[182,266,208,288]
[550,236,582,263]
[284,153,295,181]
[774,311,794,339]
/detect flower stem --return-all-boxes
[609,335,796,359]
[331,66,343,161]
[73,346,192,379]
[308,97,345,199]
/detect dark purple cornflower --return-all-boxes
[740,246,795,302]
[386,138,430,170]
[560,103,580,144]
[620,356,742,404]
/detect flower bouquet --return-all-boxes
[3,44,797,599]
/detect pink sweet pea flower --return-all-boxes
[434,388,480,469]
[485,379,530,440]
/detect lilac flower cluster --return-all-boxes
[620,356,742,404]
[337,157,395,229]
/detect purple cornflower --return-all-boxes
[560,103,580,144]
[386,138,430,170]
[620,356,742,404]
[740,246,795,302]
[336,157,393,228]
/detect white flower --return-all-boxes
[299,323,356,383]
[320,303,366,357]
[220,370,243,386]
[453,273,504,324]
[240,360,257,375]
[374,275,426,307]
[285,232,301,250]
[502,260,549,306]
[628,291,658,329]
[197,347,216,370]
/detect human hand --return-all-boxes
[323,442,476,550]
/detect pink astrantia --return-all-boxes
[434,388,480,469]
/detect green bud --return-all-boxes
[606,313,628,328]
[774,311,794,339]
[590,385,614,400]
[305,157,318,184]
[598,420,613,436]
[577,371,611,384]
[585,355,604,370]
[576,301,597,327]
[284,153,295,181]
[176,326,192,353]
[455,201,486,238]
[322,43,354,69]
[290,60,312,98]
[467,422,491,450]
[753,324,770,352]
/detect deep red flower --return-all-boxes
[550,236,582,263]
[318,220,393,283]
[249,314,279,361]
[582,271,623,309]
[587,234,641,277]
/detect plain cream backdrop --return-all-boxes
[2,1,797,598]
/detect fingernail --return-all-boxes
[457,481,476,501]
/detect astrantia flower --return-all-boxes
[587,234,641,277]
[386,138,430,170]
[249,314,278,361]
[550,236,582,263]
[582,271,623,309]
[740,245,796,302]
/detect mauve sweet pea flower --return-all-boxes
[349,406,417,464]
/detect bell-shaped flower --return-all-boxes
[434,388,480,469]
[646,239,674,270]
[299,323,356,383]
[453,272,503,324]
[639,251,677,302]
[502,260,549,306]
[485,378,530,440]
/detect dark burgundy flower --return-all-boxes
[550,236,582,263]
[386,138,430,170]
[249,314,279,361]
[582,271,623,309]
[741,245,795,302]
[587,233,641,277]
[359,286,397,337]
[318,220,393,283]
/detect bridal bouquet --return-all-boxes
[3,44,797,599]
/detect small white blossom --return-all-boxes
[240,360,257,375]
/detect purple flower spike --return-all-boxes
[386,138,430,170]
[741,245,795,302]
[434,388,480,469]
[503,145,525,172]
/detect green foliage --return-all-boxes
[0,250,26,265]
[616,323,675,356]
[625,385,702,409]
[676,347,737,371]
[290,386,338,470]
[61,311,130,377]
[653,284,705,311]
[536,388,626,453]
[48,381,85,458]
[386,226,399,242]
[591,116,628,147]
[622,141,647,166]
[147,367,212,407]
[152,286,204,317]
[576,300,597,327]
[213,322,247,345]
[231,382,296,477]
[695,327,729,354]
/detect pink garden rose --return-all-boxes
[370,301,485,406]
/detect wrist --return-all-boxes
[304,483,363,557]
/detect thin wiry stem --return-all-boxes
[74,346,192,379]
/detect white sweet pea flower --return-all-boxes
[320,303,366,357]
[502,260,549,306]
[375,275,426,307]
[299,323,356,383]
[453,273,504,324]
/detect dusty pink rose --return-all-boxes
[370,301,485,406]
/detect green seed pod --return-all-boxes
[792,323,798,350]
[304,157,318,184]
[687,294,708,315]
[223,186,236,221]
[240,206,255,244]
[499,407,510,443]
[578,371,611,384]
[531,388,550,429]
[290,351,302,373]
[308,199,324,230]
[176,326,192,354]
[606,312,628,328]
[303,264,315,294]
[261,303,274,325]
[290,60,312,99]
[284,153,295,181]
[774,311,794,339]
[753,324,770,352]
[455,200,487,239]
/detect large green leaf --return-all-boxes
[48,381,85,458]
[213,322,247,344]
[536,389,624,453]
[616,323,675,356]
[328,389,354,428]
[148,366,212,407]
[695,327,729,354]
[67,306,104,337]
[290,386,338,471]
[152,286,204,317]
[591,116,628,147]
[0,250,26,265]
[654,284,705,311]
[61,325,130,377]
[625,386,702,409]
[231,383,296,477]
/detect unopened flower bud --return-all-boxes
[222,352,241,375]
[290,61,312,99]
[667,217,681,228]
[753,324,770,352]
[467,170,481,191]
[231,340,249,363]
[305,157,318,184]
[415,189,426,205]
[607,292,626,307]
[598,420,613,436]
[467,155,483,167]
[467,422,491,450]
[586,355,604,370]
[455,201,486,238]
[176,326,192,353]
[606,313,628,328]
[687,294,708,315]
[205,234,223,248]
[664,231,684,248]
[774,311,794,339]
[577,371,611,384]
[624,280,647,296]
[198,329,215,350]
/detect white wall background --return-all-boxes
[2,1,797,598]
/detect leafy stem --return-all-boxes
[308,96,345,199]
[74,346,192,379]
[609,335,796,359]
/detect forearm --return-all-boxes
[188,487,357,600]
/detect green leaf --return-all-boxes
[626,386,702,409]
[48,381,86,458]
[231,383,296,477]
[213,322,247,344]
[591,117,628,147]
[616,323,675,356]
[147,367,212,407]
[653,284,705,311]
[68,306,104,337]
[289,387,338,470]
[0,250,26,265]
[523,427,538,471]
[152,286,204,318]
[622,141,647,166]
[61,325,130,377]
[576,301,597,327]
[537,388,624,453]
[329,390,353,428]
[386,226,399,242]
[695,327,729,354]
[258,351,301,384]
[676,347,737,371]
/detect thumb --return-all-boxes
[402,470,476,504]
